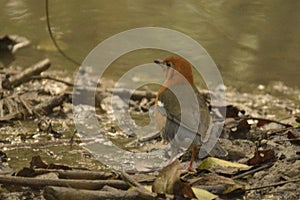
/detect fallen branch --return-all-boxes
[2,58,51,89]
[0,175,129,190]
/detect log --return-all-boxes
[33,169,115,180]
[0,175,129,190]
[2,58,51,89]
[44,186,150,200]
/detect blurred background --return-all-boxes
[1,0,299,91]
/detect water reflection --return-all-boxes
[1,0,299,88]
[5,0,30,21]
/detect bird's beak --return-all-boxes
[154,59,165,69]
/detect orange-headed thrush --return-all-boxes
[154,55,227,171]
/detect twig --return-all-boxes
[245,117,292,128]
[232,162,274,180]
[19,95,33,115]
[246,178,300,191]
[31,75,74,87]
[120,171,145,188]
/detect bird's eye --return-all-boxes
[166,61,172,68]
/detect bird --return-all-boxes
[154,55,227,171]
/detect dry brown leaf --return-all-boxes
[152,159,196,198]
[247,149,276,165]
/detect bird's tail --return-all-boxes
[199,121,228,159]
[198,141,228,159]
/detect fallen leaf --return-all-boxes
[198,157,250,174]
[152,159,196,198]
[30,155,48,169]
[144,185,152,192]
[30,155,72,170]
[191,173,236,193]
[256,119,271,127]
[247,149,276,165]
[236,119,251,133]
[225,118,251,139]
[192,187,218,200]
[226,105,243,118]
[222,184,244,195]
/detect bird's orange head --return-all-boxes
[154,55,194,86]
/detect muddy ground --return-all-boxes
[1,37,300,200]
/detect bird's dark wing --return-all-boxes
[157,85,210,139]
[157,85,227,157]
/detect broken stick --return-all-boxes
[2,58,51,89]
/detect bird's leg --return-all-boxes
[187,146,199,172]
